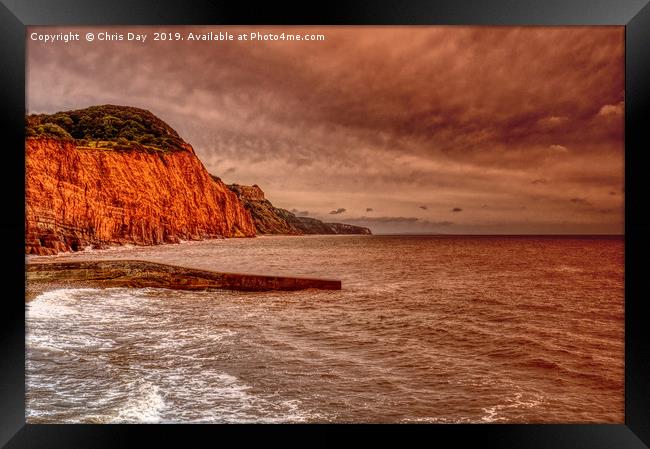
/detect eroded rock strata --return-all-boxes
[26,136,256,255]
[225,183,301,235]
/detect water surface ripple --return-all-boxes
[26,235,624,423]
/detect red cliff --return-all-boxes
[26,138,256,255]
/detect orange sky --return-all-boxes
[27,26,624,234]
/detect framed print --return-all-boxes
[1,0,649,447]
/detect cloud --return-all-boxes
[419,205,428,210]
[366,207,373,212]
[548,145,568,153]
[343,216,455,226]
[290,208,310,216]
[329,208,346,215]
[451,207,463,212]
[347,216,419,223]
[531,178,549,184]
[598,101,624,116]
[25,26,624,234]
[538,116,569,127]
[569,197,592,206]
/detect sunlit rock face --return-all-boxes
[26,137,256,255]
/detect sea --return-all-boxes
[25,235,624,423]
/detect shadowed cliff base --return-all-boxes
[26,260,341,301]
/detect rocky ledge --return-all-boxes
[26,260,341,299]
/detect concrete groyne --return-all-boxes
[26,260,341,294]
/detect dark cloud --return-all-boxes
[26,26,624,234]
[451,208,463,212]
[569,198,592,206]
[329,208,346,215]
[342,216,454,225]
[366,208,373,212]
[349,216,420,223]
[419,205,428,210]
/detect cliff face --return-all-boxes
[26,138,256,255]
[227,183,372,236]
[226,183,302,235]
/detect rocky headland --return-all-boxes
[227,183,371,236]
[26,105,256,255]
[25,105,370,256]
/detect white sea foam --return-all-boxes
[159,370,314,424]
[480,405,504,423]
[27,289,90,318]
[115,382,166,423]
[480,389,544,423]
[401,416,473,423]
[552,265,584,273]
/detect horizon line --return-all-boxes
[368,233,624,237]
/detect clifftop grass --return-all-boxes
[26,105,188,152]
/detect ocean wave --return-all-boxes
[480,390,545,423]
[27,288,96,318]
[166,371,313,423]
[114,382,167,423]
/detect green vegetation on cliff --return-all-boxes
[26,105,188,152]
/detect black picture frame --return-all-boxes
[1,1,648,447]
